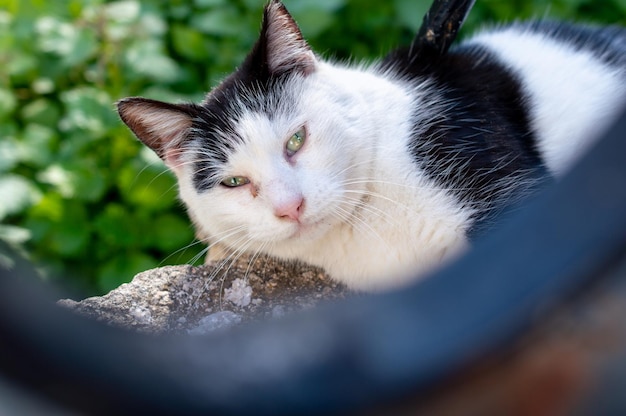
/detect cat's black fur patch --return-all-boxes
[381,44,549,235]
[189,113,239,191]
[190,18,622,234]
[189,0,316,191]
[190,74,301,191]
[190,18,298,191]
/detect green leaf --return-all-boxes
[31,77,56,94]
[286,0,345,13]
[149,213,195,252]
[118,159,177,211]
[17,123,56,167]
[559,0,589,7]
[0,224,32,245]
[190,7,245,36]
[37,165,74,197]
[138,86,201,103]
[23,216,52,244]
[26,194,90,257]
[68,163,107,202]
[35,16,98,67]
[292,9,336,37]
[241,0,264,12]
[37,161,106,201]
[0,174,42,220]
[5,52,38,82]
[123,39,182,82]
[21,98,62,126]
[137,12,168,37]
[171,24,209,61]
[65,27,98,67]
[168,1,191,20]
[0,88,17,119]
[44,200,90,257]
[60,87,116,137]
[104,0,141,24]
[97,252,158,293]
[392,0,429,32]
[94,203,141,247]
[27,192,64,223]
[0,135,20,173]
[287,0,345,37]
[194,0,227,8]
[51,222,89,257]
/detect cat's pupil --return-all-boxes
[286,128,305,155]
[221,176,249,187]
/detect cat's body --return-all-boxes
[118,1,626,291]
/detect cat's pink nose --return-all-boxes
[274,196,304,221]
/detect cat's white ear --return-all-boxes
[117,97,195,171]
[259,0,316,75]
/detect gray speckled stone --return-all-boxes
[59,256,348,334]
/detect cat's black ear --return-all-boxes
[117,97,196,170]
[246,0,316,77]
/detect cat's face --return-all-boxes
[118,1,370,253]
[181,80,370,254]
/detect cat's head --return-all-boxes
[117,1,371,253]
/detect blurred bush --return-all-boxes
[0,0,624,296]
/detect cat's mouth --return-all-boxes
[290,216,330,240]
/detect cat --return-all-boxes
[117,0,626,291]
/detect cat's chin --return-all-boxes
[277,216,334,243]
[293,219,327,239]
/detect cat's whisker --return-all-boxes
[214,238,259,309]
[128,160,164,189]
[159,238,206,267]
[184,226,248,302]
[331,204,395,254]
[190,232,253,310]
[340,176,499,195]
[342,188,415,214]
[163,224,253,271]
[334,194,401,228]
[185,225,249,267]
[337,205,403,251]
[125,159,184,204]
[221,241,273,306]
[330,154,380,177]
[188,246,211,267]
[243,240,269,280]
[203,224,248,245]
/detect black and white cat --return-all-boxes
[118,1,625,291]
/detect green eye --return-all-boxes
[286,127,306,155]
[221,176,250,187]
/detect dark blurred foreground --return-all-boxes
[0,106,625,415]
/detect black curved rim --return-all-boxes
[1,104,626,415]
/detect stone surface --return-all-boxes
[59,255,349,334]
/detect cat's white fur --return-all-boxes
[120,5,625,292]
[179,64,472,291]
[175,28,624,291]
[470,27,626,176]
[177,28,624,291]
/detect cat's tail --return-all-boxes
[411,0,476,59]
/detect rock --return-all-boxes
[187,311,243,335]
[58,255,349,334]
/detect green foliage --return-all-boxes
[0,0,624,295]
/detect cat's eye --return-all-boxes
[286,127,306,156]
[221,176,250,187]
